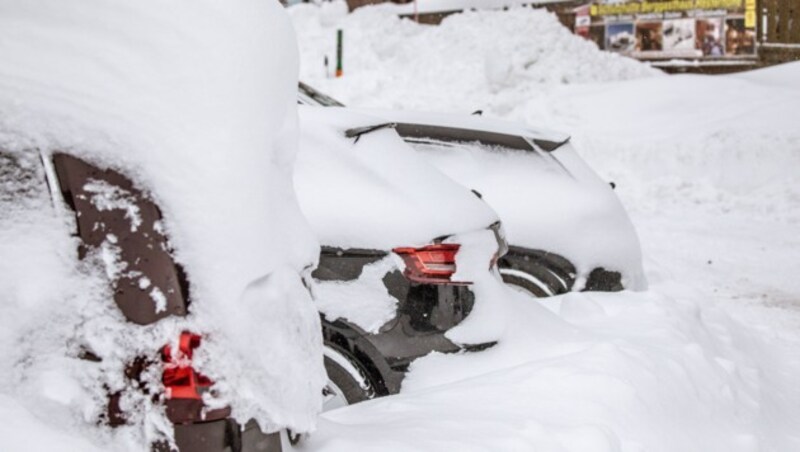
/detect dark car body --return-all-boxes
[295,108,506,407]
[298,83,645,298]
[316,224,503,398]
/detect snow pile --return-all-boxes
[309,287,799,452]
[0,0,324,449]
[290,4,660,114]
[414,140,645,290]
[294,106,498,250]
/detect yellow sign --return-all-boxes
[591,0,745,17]
[745,10,756,27]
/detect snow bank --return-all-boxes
[290,4,659,114]
[307,285,800,452]
[0,0,324,448]
[294,106,498,250]
[512,72,800,227]
[728,60,800,91]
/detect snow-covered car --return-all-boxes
[0,150,317,451]
[295,106,508,409]
[2,151,290,450]
[298,83,645,298]
[0,2,324,451]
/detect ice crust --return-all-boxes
[0,0,325,448]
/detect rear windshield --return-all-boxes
[0,151,49,210]
[53,153,189,325]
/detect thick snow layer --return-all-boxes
[291,5,800,452]
[310,289,800,452]
[728,60,800,91]
[314,257,399,333]
[0,0,325,448]
[294,106,499,250]
[415,141,645,289]
[290,5,659,113]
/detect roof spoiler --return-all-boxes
[394,123,570,153]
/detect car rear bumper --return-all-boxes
[155,419,282,452]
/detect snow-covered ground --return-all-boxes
[291,4,800,452]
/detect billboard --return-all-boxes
[575,0,757,59]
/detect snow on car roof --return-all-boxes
[350,107,572,148]
[296,106,499,250]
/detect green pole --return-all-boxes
[336,29,343,77]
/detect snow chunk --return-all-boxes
[314,257,399,333]
[149,287,167,314]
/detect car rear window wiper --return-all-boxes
[345,122,398,143]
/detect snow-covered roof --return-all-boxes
[295,106,500,250]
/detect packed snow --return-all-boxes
[290,4,800,452]
[0,0,325,449]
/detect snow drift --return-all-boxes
[290,4,659,113]
[0,0,324,449]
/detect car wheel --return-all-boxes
[499,268,552,298]
[322,346,375,411]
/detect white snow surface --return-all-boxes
[295,106,499,250]
[0,0,325,449]
[290,5,800,452]
[313,257,399,333]
[414,140,646,290]
[290,5,660,112]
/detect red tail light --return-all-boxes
[162,332,212,401]
[393,244,470,285]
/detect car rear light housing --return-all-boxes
[393,244,470,285]
[161,332,229,424]
[162,332,212,401]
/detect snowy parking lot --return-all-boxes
[1,2,798,451]
[291,4,800,451]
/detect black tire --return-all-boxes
[499,270,551,298]
[323,349,375,409]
